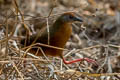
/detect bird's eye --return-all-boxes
[69,15,73,19]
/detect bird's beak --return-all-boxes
[73,16,83,22]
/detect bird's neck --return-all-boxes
[49,19,69,36]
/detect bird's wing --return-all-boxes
[20,15,58,46]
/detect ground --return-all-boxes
[0,0,120,80]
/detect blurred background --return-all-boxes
[0,0,120,80]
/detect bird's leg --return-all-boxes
[62,57,97,65]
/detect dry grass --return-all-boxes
[0,0,120,80]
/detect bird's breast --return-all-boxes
[50,23,72,48]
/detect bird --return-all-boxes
[20,12,96,64]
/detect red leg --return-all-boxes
[62,57,97,65]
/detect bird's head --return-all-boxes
[57,12,83,23]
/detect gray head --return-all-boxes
[57,12,83,23]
